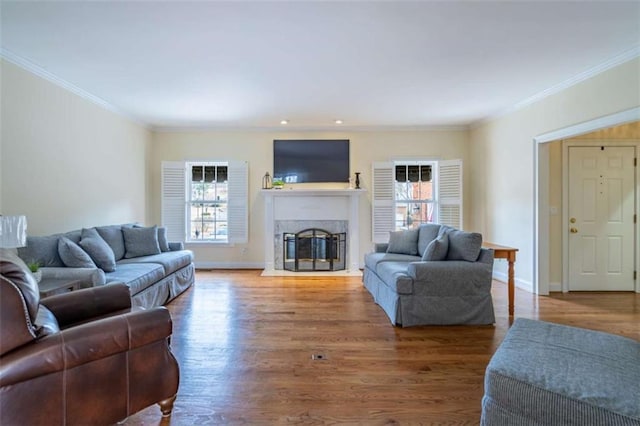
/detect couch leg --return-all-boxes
[158,395,177,417]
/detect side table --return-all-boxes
[38,278,83,298]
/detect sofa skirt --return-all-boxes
[131,263,195,309]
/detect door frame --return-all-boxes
[562,141,638,292]
[533,106,640,296]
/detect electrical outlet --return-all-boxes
[240,247,248,255]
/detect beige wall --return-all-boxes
[469,57,640,291]
[150,129,469,266]
[0,60,152,235]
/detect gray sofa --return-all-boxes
[17,224,194,308]
[363,223,495,326]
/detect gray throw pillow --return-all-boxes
[417,223,442,256]
[446,229,483,262]
[386,228,419,256]
[158,226,170,252]
[422,232,449,261]
[58,236,96,268]
[79,228,117,272]
[96,225,126,260]
[123,226,161,258]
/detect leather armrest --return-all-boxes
[40,283,132,328]
[0,307,172,387]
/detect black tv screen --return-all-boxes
[273,140,350,183]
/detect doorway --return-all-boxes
[566,145,636,291]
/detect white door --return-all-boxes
[568,146,636,291]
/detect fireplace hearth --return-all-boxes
[283,228,346,272]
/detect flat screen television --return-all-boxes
[273,139,350,183]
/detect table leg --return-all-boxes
[508,258,515,316]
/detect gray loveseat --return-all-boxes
[18,224,194,308]
[363,223,495,326]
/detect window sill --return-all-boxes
[185,241,234,247]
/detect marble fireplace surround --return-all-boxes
[261,189,365,276]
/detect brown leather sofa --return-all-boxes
[0,249,180,425]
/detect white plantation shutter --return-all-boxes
[372,162,395,243]
[227,160,249,243]
[437,159,463,229]
[161,161,187,242]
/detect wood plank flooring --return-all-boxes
[123,271,640,425]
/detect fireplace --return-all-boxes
[261,188,365,276]
[283,228,346,272]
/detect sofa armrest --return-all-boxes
[374,243,389,253]
[168,242,184,251]
[41,266,106,288]
[40,283,132,328]
[0,307,173,387]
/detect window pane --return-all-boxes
[217,166,228,183]
[395,165,407,182]
[192,166,203,182]
[407,165,420,182]
[420,165,432,182]
[395,202,435,230]
[204,166,215,182]
[191,182,205,201]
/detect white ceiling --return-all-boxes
[1,1,639,130]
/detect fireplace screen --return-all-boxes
[283,228,346,272]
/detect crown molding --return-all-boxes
[471,45,640,129]
[151,124,469,133]
[0,48,149,129]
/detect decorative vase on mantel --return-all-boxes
[355,172,361,189]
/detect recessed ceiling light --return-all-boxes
[335,119,343,124]
[280,119,289,125]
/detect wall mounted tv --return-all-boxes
[273,139,350,184]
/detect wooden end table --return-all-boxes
[38,278,83,298]
[483,242,518,316]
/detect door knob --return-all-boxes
[570,217,576,223]
[570,227,578,233]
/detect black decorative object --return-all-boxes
[283,228,346,272]
[355,172,361,189]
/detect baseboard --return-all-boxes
[261,269,363,277]
[195,261,264,270]
[548,281,562,292]
[492,270,533,293]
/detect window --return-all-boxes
[161,160,248,244]
[371,159,462,243]
[187,163,228,242]
[394,162,434,230]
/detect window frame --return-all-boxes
[186,161,229,244]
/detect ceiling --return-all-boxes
[1,1,639,130]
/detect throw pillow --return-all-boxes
[96,225,126,260]
[79,228,117,272]
[446,229,483,262]
[157,226,170,252]
[422,232,449,261]
[123,225,161,258]
[386,228,420,256]
[417,223,442,256]
[58,236,96,268]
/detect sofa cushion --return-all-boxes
[58,237,96,268]
[104,263,165,296]
[96,225,126,261]
[376,262,414,295]
[123,226,161,258]
[117,250,193,275]
[417,223,441,257]
[386,229,419,255]
[364,252,421,271]
[422,231,449,261]
[447,229,483,262]
[79,228,117,272]
[18,235,64,267]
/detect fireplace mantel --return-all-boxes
[261,188,366,276]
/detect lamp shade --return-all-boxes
[0,215,27,248]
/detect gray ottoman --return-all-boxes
[481,318,640,425]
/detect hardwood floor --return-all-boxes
[123,271,640,425]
